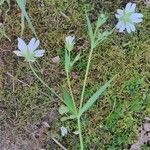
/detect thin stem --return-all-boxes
[79,46,94,110]
[51,137,67,150]
[29,62,61,100]
[77,117,84,150]
[66,71,78,114]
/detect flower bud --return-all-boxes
[65,35,75,51]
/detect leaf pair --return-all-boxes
[62,76,116,117]
[65,49,80,73]
[86,12,112,49]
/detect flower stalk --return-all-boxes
[77,117,84,150]
[29,62,61,100]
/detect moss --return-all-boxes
[0,0,150,149]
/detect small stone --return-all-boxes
[52,56,60,64]
[60,126,68,137]
[73,131,79,135]
[72,72,79,79]
[144,117,150,121]
[42,121,50,128]
[143,123,150,131]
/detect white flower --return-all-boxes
[115,2,143,33]
[60,126,68,137]
[65,35,75,51]
[13,38,45,62]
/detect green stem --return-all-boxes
[77,117,84,150]
[29,62,61,100]
[78,46,94,150]
[79,46,94,110]
[66,71,78,114]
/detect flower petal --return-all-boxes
[132,18,143,23]
[28,38,36,51]
[33,40,40,51]
[118,23,126,32]
[129,24,136,32]
[116,21,123,29]
[117,9,123,15]
[125,2,132,11]
[126,23,132,33]
[13,50,23,57]
[131,13,143,20]
[65,36,75,45]
[130,3,136,12]
[29,39,40,51]
[115,14,122,19]
[34,50,45,57]
[18,38,27,52]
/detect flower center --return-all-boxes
[23,48,34,61]
[121,11,132,23]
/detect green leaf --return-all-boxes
[70,53,80,67]
[60,115,76,122]
[79,75,116,116]
[65,49,70,72]
[96,14,108,28]
[16,0,37,37]
[95,30,112,46]
[86,12,94,47]
[63,89,77,115]
[58,105,69,115]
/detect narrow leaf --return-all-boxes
[58,105,69,115]
[95,30,112,46]
[21,11,25,36]
[60,115,76,122]
[63,89,76,115]
[86,13,94,46]
[16,0,37,37]
[79,75,116,116]
[70,53,80,67]
[96,14,108,28]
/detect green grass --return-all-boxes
[0,0,150,149]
